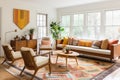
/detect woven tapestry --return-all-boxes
[13,9,29,29]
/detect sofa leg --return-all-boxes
[110,58,113,62]
[118,56,120,59]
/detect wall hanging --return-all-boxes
[13,9,29,29]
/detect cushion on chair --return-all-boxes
[21,47,36,56]
[41,40,51,45]
[3,44,13,50]
[11,51,22,59]
[34,56,49,67]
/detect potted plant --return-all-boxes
[29,28,35,40]
[50,22,64,49]
[50,22,64,40]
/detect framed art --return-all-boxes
[13,9,29,29]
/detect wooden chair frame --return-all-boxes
[1,45,21,65]
[20,50,51,80]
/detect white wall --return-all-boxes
[0,0,56,56]
[57,0,120,18]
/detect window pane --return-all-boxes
[37,14,47,39]
[105,26,119,39]
[72,14,84,38]
[61,15,70,37]
[106,10,120,25]
[73,14,84,26]
[105,10,120,39]
[61,15,70,26]
[113,10,120,25]
[87,12,101,26]
[87,12,101,39]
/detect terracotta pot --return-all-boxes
[29,34,33,40]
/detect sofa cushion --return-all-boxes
[66,45,111,55]
[101,39,109,50]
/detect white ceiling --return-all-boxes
[33,0,110,8]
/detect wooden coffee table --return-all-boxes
[56,51,79,70]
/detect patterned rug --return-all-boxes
[1,53,114,80]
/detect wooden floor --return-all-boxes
[0,58,19,80]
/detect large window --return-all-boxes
[72,14,84,38]
[105,10,120,39]
[87,12,101,39]
[37,13,47,39]
[61,15,70,37]
[60,9,120,39]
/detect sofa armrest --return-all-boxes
[111,44,120,58]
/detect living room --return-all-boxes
[1,0,120,80]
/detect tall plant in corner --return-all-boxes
[50,22,64,40]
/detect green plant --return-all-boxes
[29,28,35,34]
[50,22,64,40]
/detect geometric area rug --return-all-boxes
[1,54,114,80]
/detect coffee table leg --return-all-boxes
[66,57,68,70]
[75,57,78,66]
[56,55,58,64]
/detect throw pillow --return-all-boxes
[101,39,109,49]
[92,40,102,48]
[72,38,79,46]
[68,37,73,45]
[78,40,93,47]
[85,41,93,47]
[62,37,68,45]
[108,40,119,50]
[78,40,85,46]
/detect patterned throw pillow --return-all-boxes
[72,38,79,46]
[68,37,73,45]
[108,40,119,50]
[101,39,109,49]
[92,40,102,48]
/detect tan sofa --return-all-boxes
[56,38,120,61]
